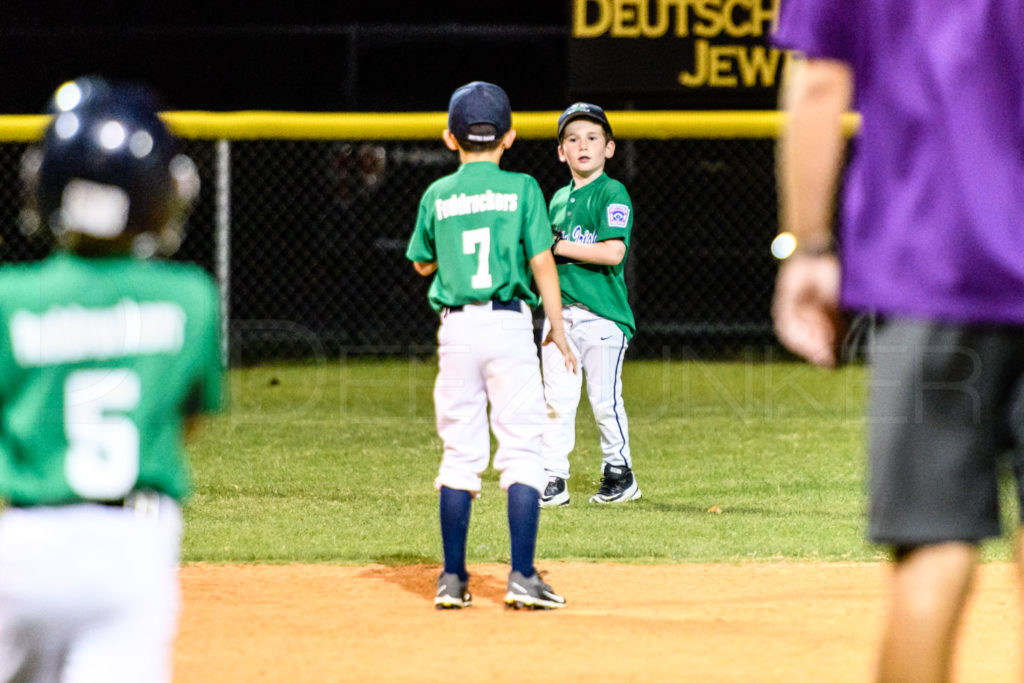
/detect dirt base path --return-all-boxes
[175,562,1021,681]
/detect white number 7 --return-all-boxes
[64,369,141,500]
[462,227,493,289]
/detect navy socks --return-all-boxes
[440,483,540,580]
[439,486,472,581]
[507,483,539,578]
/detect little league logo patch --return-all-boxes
[607,203,630,228]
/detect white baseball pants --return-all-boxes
[433,301,549,495]
[541,305,631,480]
[0,495,182,683]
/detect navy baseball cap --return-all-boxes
[557,102,613,140]
[447,81,512,144]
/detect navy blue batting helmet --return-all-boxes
[20,76,199,257]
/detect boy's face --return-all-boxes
[558,120,614,177]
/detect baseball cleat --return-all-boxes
[435,572,472,609]
[589,465,642,504]
[539,477,570,507]
[504,570,566,610]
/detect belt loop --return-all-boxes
[125,491,163,519]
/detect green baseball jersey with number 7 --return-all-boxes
[0,252,223,506]
[406,161,552,312]
[549,172,636,339]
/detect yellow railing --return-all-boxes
[0,111,862,142]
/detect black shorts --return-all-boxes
[867,318,1024,545]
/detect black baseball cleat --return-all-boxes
[434,572,471,609]
[539,477,570,507]
[589,464,641,504]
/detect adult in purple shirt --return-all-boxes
[771,1,1024,681]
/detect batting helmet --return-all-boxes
[20,76,199,257]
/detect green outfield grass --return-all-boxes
[182,358,1020,564]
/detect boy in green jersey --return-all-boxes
[0,77,221,682]
[540,103,640,507]
[406,81,577,610]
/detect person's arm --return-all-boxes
[552,237,625,266]
[413,261,437,276]
[529,249,578,374]
[772,57,853,368]
[777,57,852,252]
[406,193,437,278]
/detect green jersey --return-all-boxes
[406,161,552,312]
[549,173,636,339]
[0,252,223,506]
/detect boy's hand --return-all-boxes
[551,234,572,265]
[542,327,578,374]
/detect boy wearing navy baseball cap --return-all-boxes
[539,102,640,508]
[445,80,512,144]
[406,81,577,610]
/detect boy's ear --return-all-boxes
[442,129,460,151]
[501,128,517,149]
[604,139,616,159]
[557,143,567,163]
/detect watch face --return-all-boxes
[771,232,798,260]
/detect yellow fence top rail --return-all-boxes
[0,111,862,142]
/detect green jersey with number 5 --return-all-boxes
[0,252,223,506]
[406,161,552,312]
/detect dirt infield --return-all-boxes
[174,562,1021,682]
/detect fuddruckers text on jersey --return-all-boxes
[435,191,519,221]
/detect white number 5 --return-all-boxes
[462,227,493,289]
[64,369,141,499]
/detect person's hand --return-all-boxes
[542,327,578,374]
[551,234,571,265]
[771,253,844,368]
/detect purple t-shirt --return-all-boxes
[773,1,1024,324]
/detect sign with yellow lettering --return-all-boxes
[569,0,786,107]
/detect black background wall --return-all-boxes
[0,1,574,113]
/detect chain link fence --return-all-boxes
[0,122,784,364]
